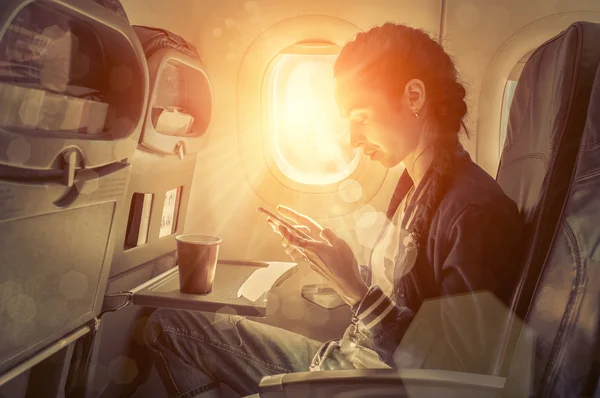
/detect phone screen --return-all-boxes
[257,207,316,242]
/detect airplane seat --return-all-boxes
[67,25,213,398]
[130,24,213,158]
[241,21,600,398]
[494,20,600,394]
[500,37,600,398]
[496,20,600,333]
[0,0,148,394]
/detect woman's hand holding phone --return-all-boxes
[265,205,369,307]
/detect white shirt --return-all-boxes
[369,187,416,296]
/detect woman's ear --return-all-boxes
[404,79,426,113]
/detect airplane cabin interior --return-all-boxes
[1,0,600,397]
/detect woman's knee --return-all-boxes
[144,309,205,348]
[143,308,238,350]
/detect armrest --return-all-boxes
[256,369,505,398]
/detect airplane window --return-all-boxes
[499,79,518,154]
[498,50,533,156]
[268,52,360,185]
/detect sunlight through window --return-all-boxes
[269,52,360,185]
[499,80,518,155]
[499,50,531,157]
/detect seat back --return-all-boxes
[77,26,207,398]
[517,61,600,398]
[0,0,147,379]
[495,21,600,394]
[108,25,209,278]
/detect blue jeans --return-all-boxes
[144,309,351,398]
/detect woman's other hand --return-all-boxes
[269,205,368,306]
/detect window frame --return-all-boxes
[261,41,366,190]
[498,51,533,156]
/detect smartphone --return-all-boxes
[257,206,317,242]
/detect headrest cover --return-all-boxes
[91,0,129,22]
[133,26,200,60]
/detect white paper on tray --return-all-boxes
[237,262,297,302]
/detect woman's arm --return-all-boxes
[350,286,414,366]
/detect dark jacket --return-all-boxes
[351,153,523,373]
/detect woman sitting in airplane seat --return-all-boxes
[144,22,523,398]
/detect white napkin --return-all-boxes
[237,262,297,302]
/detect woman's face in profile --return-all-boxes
[335,82,422,169]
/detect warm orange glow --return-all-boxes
[270,54,359,185]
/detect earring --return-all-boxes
[414,111,419,119]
